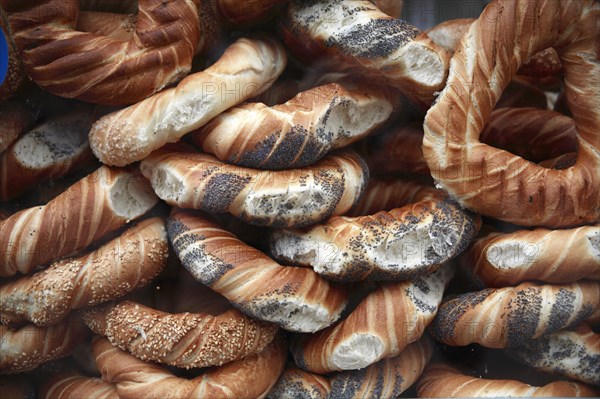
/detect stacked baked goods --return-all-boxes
[0,0,598,398]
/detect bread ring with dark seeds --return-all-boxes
[429,281,600,348]
[141,147,368,228]
[269,179,478,282]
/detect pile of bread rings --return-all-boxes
[0,0,598,397]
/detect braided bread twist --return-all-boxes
[93,336,286,399]
[1,0,200,105]
[423,0,600,227]
[0,166,158,276]
[464,225,599,287]
[291,265,452,373]
[141,148,368,228]
[192,82,398,169]
[270,180,478,282]
[40,372,118,399]
[270,337,432,399]
[82,299,278,369]
[0,107,96,201]
[0,218,168,326]
[507,323,600,386]
[0,314,87,374]
[167,209,349,333]
[429,281,600,348]
[89,37,287,166]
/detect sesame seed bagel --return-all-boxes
[422,0,600,227]
[0,166,158,277]
[82,299,278,369]
[93,336,286,399]
[0,107,96,202]
[507,322,600,386]
[416,363,599,398]
[429,281,600,348]
[290,265,452,374]
[1,0,200,105]
[269,336,432,398]
[192,82,398,170]
[141,148,368,228]
[463,224,600,287]
[0,314,87,374]
[280,0,450,107]
[0,217,169,326]
[269,179,478,282]
[167,209,349,333]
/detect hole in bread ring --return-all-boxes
[423,0,600,227]
[92,335,286,398]
[1,0,200,105]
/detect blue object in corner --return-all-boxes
[0,29,9,86]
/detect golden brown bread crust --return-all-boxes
[279,0,450,108]
[508,323,600,386]
[0,100,39,153]
[82,299,278,369]
[76,11,136,41]
[0,166,158,276]
[89,37,287,166]
[347,178,445,217]
[291,266,451,373]
[370,0,403,18]
[39,372,118,399]
[417,363,599,397]
[480,107,577,165]
[141,148,368,228]
[423,0,600,227]
[0,107,97,202]
[270,337,431,398]
[425,18,474,53]
[2,0,200,106]
[0,314,88,374]
[0,218,168,326]
[192,82,398,169]
[93,336,287,399]
[167,209,349,333]
[464,225,599,287]
[429,281,600,348]
[269,189,479,282]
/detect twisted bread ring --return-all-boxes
[1,0,200,105]
[463,224,599,287]
[0,314,87,374]
[167,209,349,333]
[280,0,450,107]
[270,179,478,282]
[291,265,452,373]
[82,299,278,369]
[0,217,168,326]
[269,337,432,399]
[423,0,600,227]
[93,336,286,399]
[508,322,600,386]
[416,363,598,397]
[0,107,96,201]
[141,148,368,228]
[40,372,118,399]
[89,37,287,166]
[0,166,158,276]
[192,82,398,169]
[429,281,600,348]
